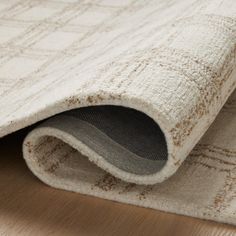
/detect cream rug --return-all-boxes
[0,0,235,225]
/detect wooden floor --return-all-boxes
[0,130,235,236]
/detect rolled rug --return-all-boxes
[0,0,235,225]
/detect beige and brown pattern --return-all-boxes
[0,0,235,225]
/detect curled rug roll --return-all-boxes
[0,0,235,225]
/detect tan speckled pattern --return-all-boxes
[0,0,235,225]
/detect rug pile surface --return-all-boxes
[0,0,235,225]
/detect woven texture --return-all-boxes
[0,0,235,225]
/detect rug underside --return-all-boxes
[0,0,235,225]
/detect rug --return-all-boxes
[0,0,235,225]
